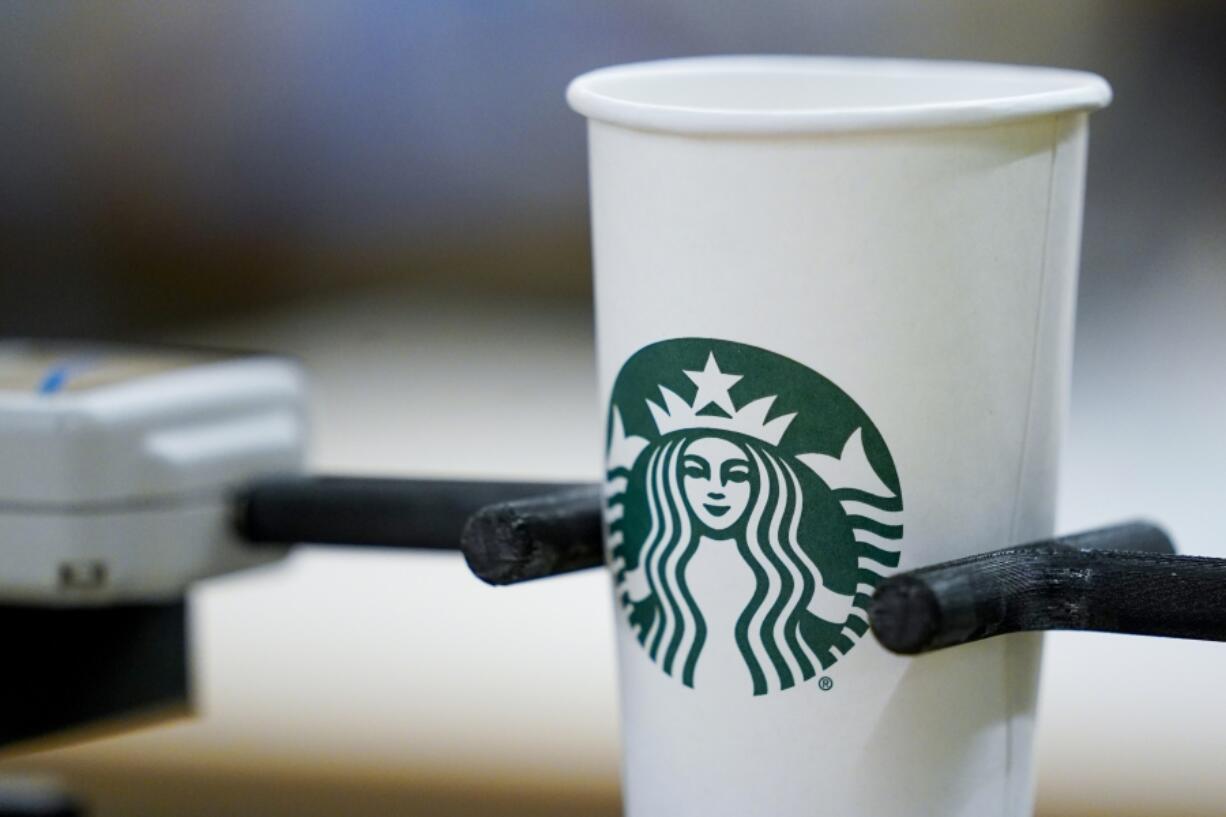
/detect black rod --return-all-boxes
[235,476,589,551]
[461,485,604,585]
[867,522,1205,655]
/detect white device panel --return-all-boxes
[0,342,308,605]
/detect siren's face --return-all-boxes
[681,436,753,532]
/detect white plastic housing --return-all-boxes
[0,343,307,605]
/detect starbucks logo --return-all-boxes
[605,339,903,696]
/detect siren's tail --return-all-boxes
[833,487,903,664]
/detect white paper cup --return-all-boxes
[569,56,1110,817]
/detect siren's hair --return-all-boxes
[637,439,706,687]
[735,445,822,693]
[634,433,833,694]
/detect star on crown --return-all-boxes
[646,352,796,447]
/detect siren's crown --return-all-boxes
[647,352,796,447]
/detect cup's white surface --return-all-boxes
[571,57,1109,817]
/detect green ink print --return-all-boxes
[605,339,903,696]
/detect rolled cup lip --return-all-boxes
[567,55,1112,136]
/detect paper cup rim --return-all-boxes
[567,55,1112,135]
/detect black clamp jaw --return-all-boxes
[458,484,1224,657]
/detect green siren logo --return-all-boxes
[605,338,903,696]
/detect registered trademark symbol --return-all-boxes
[818,676,833,691]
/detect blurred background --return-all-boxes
[0,2,1223,816]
